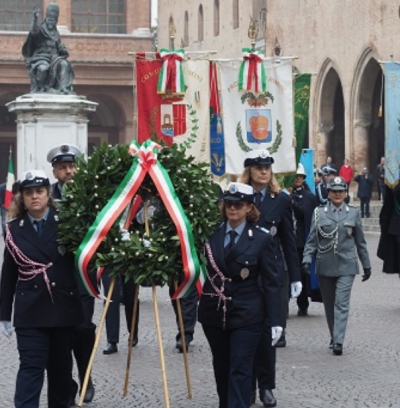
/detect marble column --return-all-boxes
[6,94,97,181]
[353,118,372,174]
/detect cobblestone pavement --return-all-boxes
[1,233,400,408]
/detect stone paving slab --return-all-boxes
[1,234,400,408]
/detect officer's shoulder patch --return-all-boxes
[256,225,270,235]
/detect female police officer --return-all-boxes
[198,182,281,408]
[0,170,83,407]
[302,176,371,355]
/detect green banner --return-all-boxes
[279,73,312,188]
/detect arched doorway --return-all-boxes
[318,66,345,168]
[353,56,383,178]
[85,94,127,152]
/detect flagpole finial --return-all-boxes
[248,15,258,50]
[169,15,176,50]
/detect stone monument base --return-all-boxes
[6,94,97,181]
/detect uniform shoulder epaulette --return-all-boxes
[255,225,270,234]
[7,217,18,224]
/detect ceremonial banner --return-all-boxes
[300,148,315,195]
[210,62,225,176]
[384,62,400,187]
[218,59,295,174]
[136,56,210,163]
[280,73,312,187]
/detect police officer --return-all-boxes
[47,143,82,200]
[315,165,337,206]
[302,176,371,355]
[47,144,96,404]
[198,182,281,408]
[0,170,84,408]
[240,150,301,407]
[291,163,318,316]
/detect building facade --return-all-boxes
[158,0,393,189]
[0,0,153,177]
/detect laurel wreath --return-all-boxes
[57,142,221,286]
[235,119,283,155]
[240,91,275,105]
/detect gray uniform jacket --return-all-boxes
[303,203,371,276]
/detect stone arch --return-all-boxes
[313,58,345,168]
[350,48,383,181]
[84,93,128,150]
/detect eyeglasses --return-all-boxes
[224,200,247,210]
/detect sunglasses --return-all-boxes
[224,200,247,210]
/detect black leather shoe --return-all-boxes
[329,339,334,349]
[176,337,192,353]
[103,342,118,355]
[83,377,95,403]
[259,389,277,407]
[275,332,286,347]
[250,389,256,405]
[69,379,78,406]
[128,336,138,347]
[333,343,343,355]
[297,308,308,316]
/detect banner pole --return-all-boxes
[153,283,170,408]
[78,276,116,407]
[174,280,193,398]
[123,284,140,397]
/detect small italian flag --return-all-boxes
[4,149,15,210]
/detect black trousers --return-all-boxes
[360,198,371,217]
[15,326,75,408]
[169,278,198,342]
[252,272,288,391]
[73,294,96,385]
[202,322,263,408]
[102,273,139,344]
[296,247,309,311]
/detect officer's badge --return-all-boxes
[58,245,66,256]
[54,214,59,222]
[26,172,35,180]
[229,184,238,194]
[19,219,24,227]
[240,268,250,280]
[334,176,341,184]
[60,145,70,153]
[260,150,268,159]
[270,226,277,236]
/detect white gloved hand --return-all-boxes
[136,204,156,225]
[291,281,303,298]
[120,229,131,241]
[147,205,156,219]
[271,326,283,346]
[0,321,13,338]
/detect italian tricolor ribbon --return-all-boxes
[238,48,267,93]
[75,140,203,299]
[157,48,186,94]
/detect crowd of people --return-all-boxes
[0,148,395,408]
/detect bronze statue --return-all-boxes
[22,3,74,94]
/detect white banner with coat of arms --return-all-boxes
[218,59,295,174]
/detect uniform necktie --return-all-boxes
[254,192,262,208]
[224,230,237,257]
[33,219,44,236]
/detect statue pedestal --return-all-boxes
[6,94,98,180]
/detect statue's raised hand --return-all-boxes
[33,6,40,20]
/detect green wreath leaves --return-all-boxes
[57,142,222,286]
